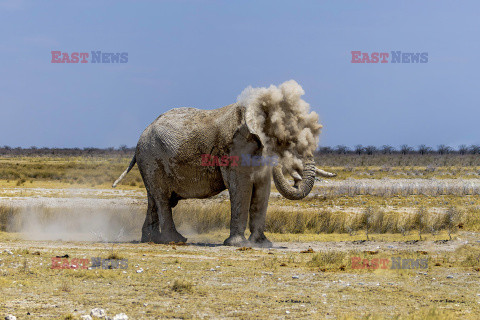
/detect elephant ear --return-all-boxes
[231,123,264,156]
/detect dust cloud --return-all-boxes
[239,80,322,175]
[7,206,143,242]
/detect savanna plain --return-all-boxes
[1,152,480,319]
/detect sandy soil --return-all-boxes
[1,187,479,319]
[1,235,479,319]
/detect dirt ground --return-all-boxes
[1,235,480,319]
[1,188,480,319]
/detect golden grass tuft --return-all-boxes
[171,279,194,293]
[307,251,347,269]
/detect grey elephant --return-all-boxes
[113,80,335,247]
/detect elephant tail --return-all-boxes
[112,155,137,188]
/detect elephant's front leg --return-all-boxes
[223,171,253,246]
[248,171,272,247]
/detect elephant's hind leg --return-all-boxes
[153,196,187,244]
[141,193,160,243]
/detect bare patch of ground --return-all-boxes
[1,233,479,319]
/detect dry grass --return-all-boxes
[0,155,479,190]
[315,153,480,168]
[0,156,143,188]
[1,154,479,318]
[1,198,479,241]
[0,235,479,319]
[307,251,347,269]
[171,279,194,293]
[1,203,478,238]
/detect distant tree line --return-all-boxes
[1,144,479,157]
[317,144,480,155]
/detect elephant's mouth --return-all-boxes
[272,158,316,200]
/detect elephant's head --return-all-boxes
[231,122,319,200]
[234,80,332,200]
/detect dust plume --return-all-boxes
[238,80,322,174]
[7,206,143,242]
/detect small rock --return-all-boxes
[447,275,453,279]
[210,268,216,271]
[5,315,17,320]
[285,310,290,314]
[90,308,106,318]
[136,268,143,273]
[113,313,128,320]
[292,275,299,279]
[81,316,93,320]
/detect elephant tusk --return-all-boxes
[291,171,302,181]
[315,168,337,178]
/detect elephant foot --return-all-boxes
[248,233,273,248]
[223,234,249,247]
[152,230,187,244]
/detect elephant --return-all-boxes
[112,80,335,247]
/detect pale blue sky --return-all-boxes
[1,0,478,148]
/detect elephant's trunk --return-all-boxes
[272,158,316,200]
